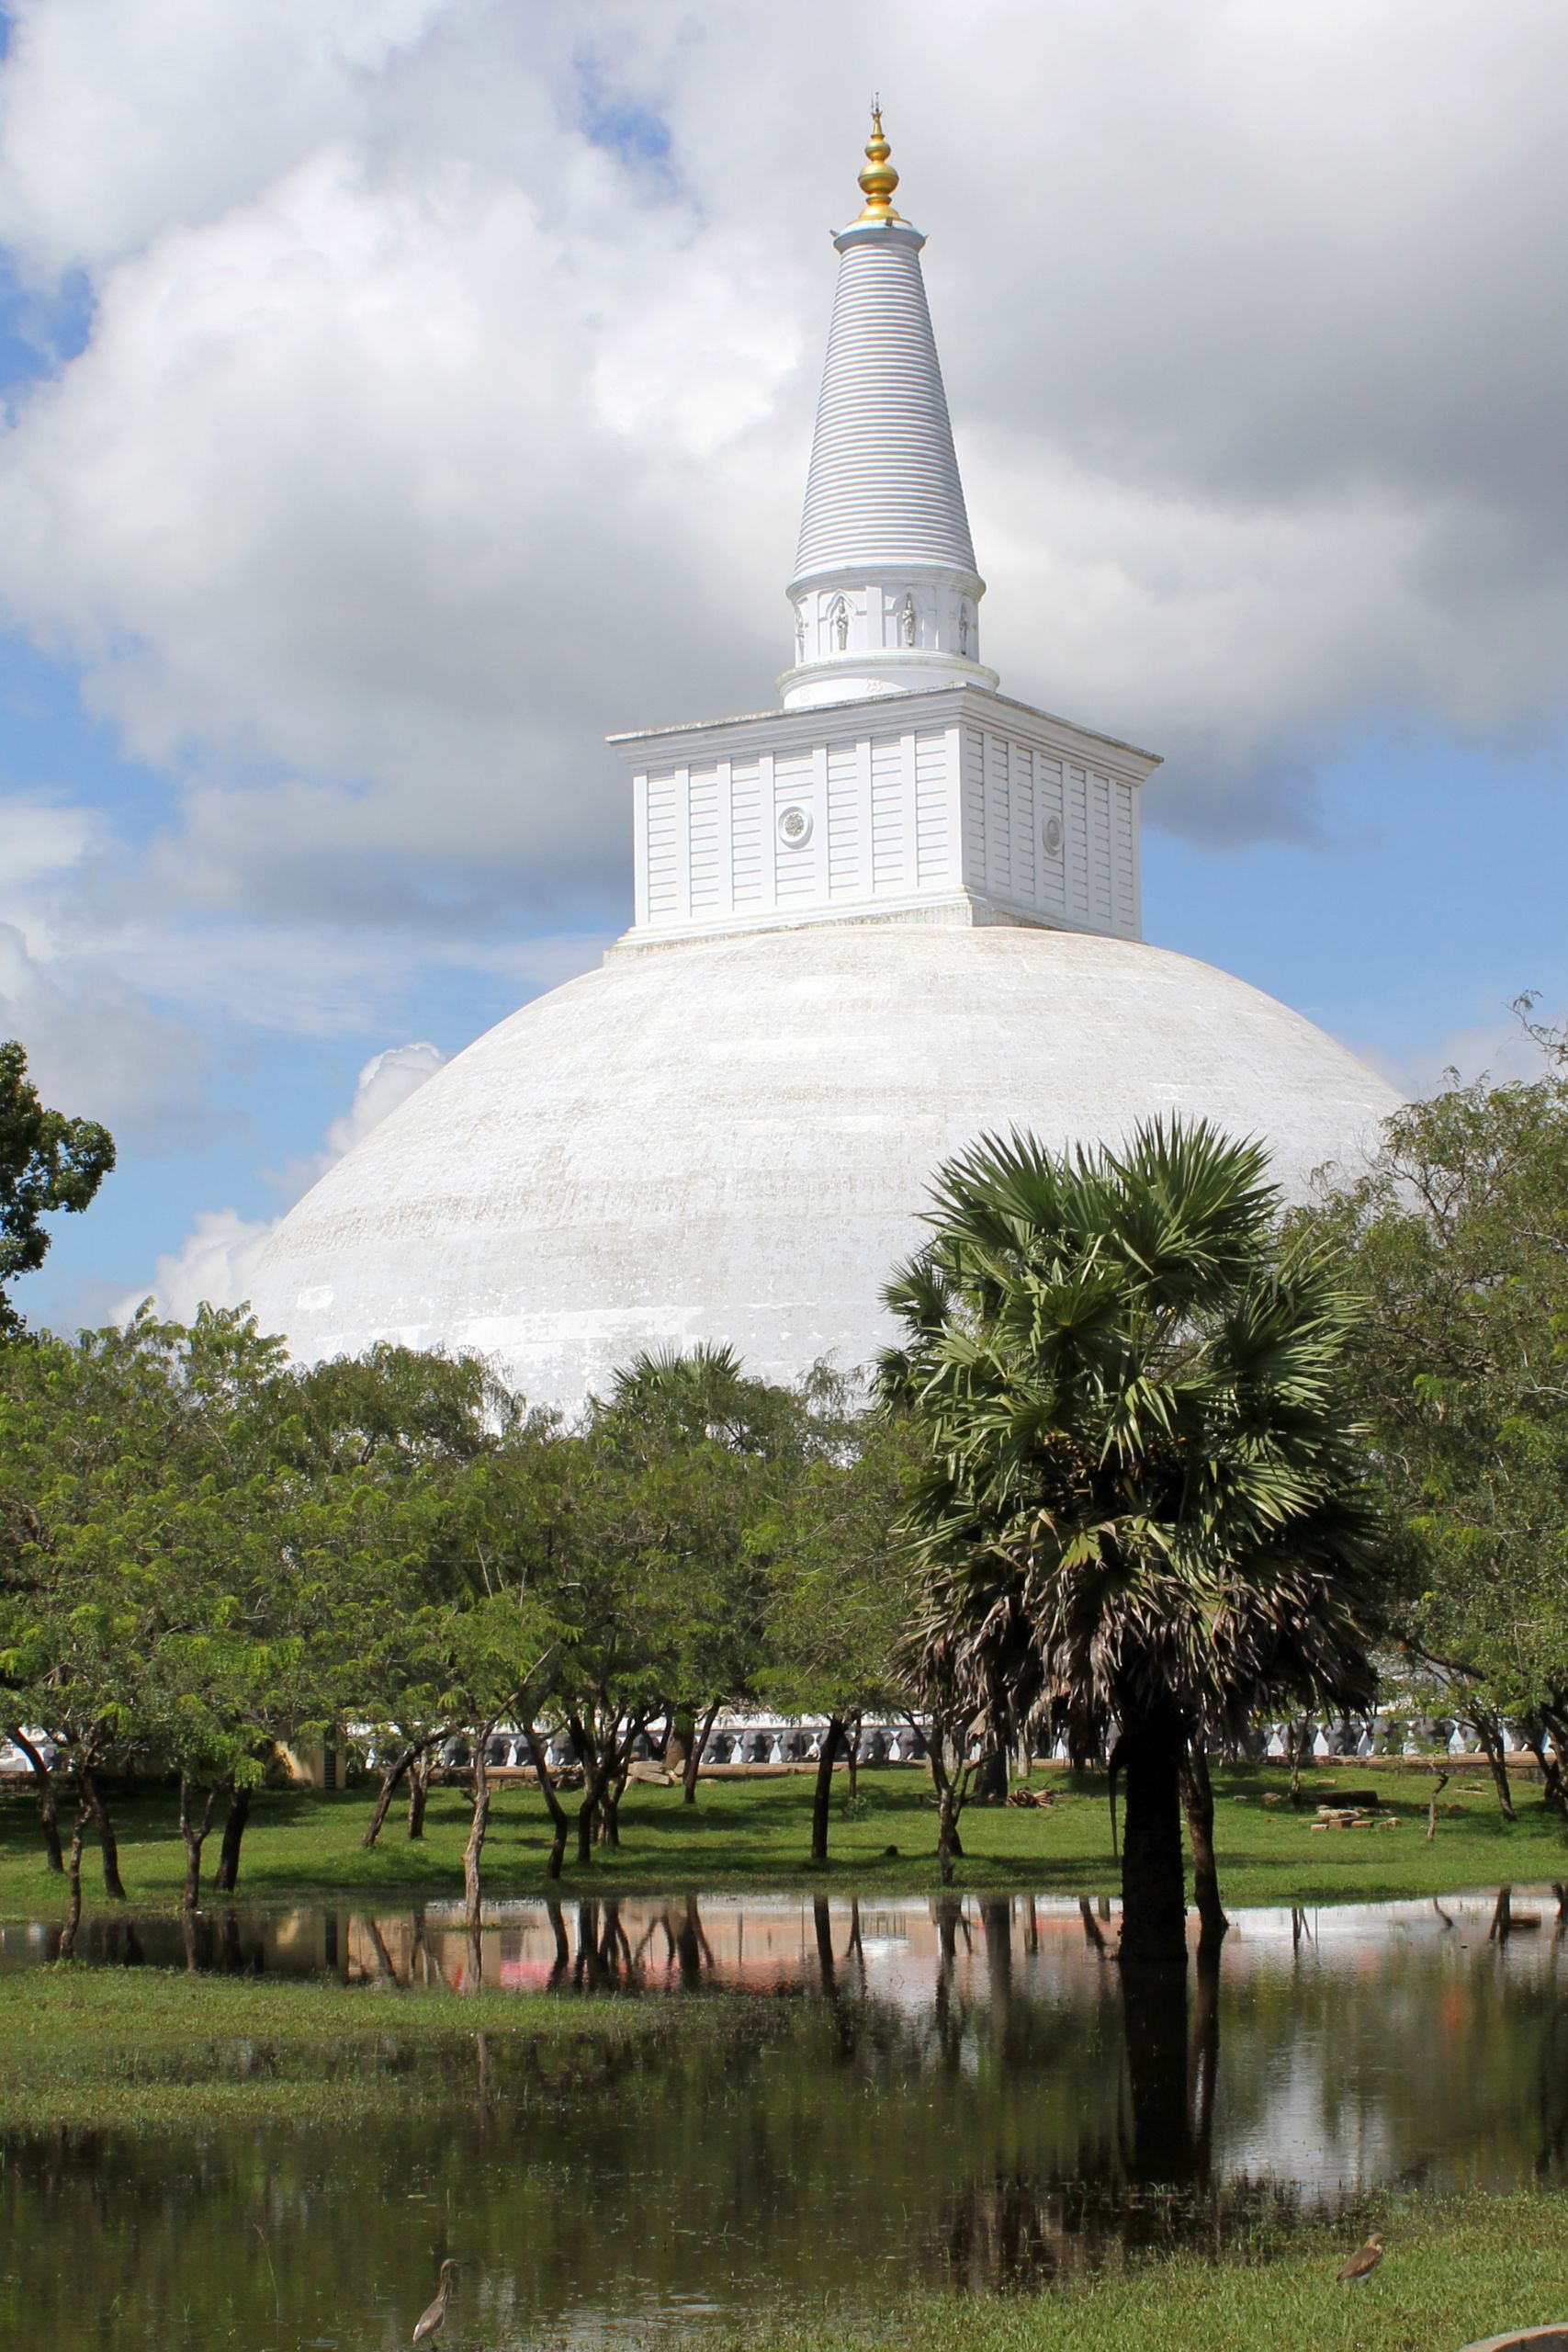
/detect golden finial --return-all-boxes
[854,98,902,223]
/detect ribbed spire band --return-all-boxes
[794,222,976,581]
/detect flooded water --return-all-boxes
[5,1887,1568,2348]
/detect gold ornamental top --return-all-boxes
[853,103,903,222]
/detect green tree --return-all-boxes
[759,1419,909,1866]
[540,1415,728,1863]
[883,1119,1383,1962]
[602,1344,829,1802]
[287,1344,512,1848]
[417,1451,560,1935]
[1293,1015,1568,1815]
[0,1316,193,1908]
[0,1307,382,1927]
[0,1041,115,1335]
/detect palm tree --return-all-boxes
[881,1117,1382,1965]
[609,1341,759,1442]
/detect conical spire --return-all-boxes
[782,109,992,711]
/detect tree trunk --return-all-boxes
[980,1895,1012,2008]
[937,1784,962,1886]
[1532,1714,1568,1821]
[464,1736,491,1937]
[1189,1929,1222,2181]
[1117,1703,1188,1967]
[545,1896,570,1984]
[365,1916,399,1982]
[363,1737,430,1849]
[813,1893,837,1994]
[569,1713,613,1865]
[212,1784,252,1894]
[405,1748,431,1839]
[1288,1715,1311,1807]
[575,1746,605,1864]
[178,1779,220,1911]
[664,1707,694,1778]
[1122,1954,1195,2182]
[58,1803,90,1960]
[1427,1768,1450,1841]
[597,1758,630,1849]
[1179,1744,1227,1943]
[9,1728,62,1871]
[933,1736,972,1888]
[810,1717,843,1864]
[671,1892,709,1987]
[682,1700,723,1805]
[75,1765,126,1899]
[1472,1713,1517,1822]
[523,1724,570,1880]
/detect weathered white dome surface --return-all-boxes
[249,923,1400,1408]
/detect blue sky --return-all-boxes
[3,0,1566,1332]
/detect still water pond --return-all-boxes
[4,1887,1567,2348]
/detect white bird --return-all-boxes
[412,2259,459,2345]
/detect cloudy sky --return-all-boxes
[3,0,1566,1330]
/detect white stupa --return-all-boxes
[250,114,1399,1406]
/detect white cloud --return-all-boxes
[1359,1001,1568,1103]
[123,1036,446,1321]
[121,1205,278,1329]
[323,1037,444,1155]
[0,0,1562,974]
[0,0,1563,1193]
[0,0,457,276]
[0,796,101,906]
[0,915,210,1144]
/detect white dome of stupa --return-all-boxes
[249,115,1401,1407]
[249,922,1397,1407]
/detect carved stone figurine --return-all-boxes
[899,594,917,647]
[831,598,850,650]
[958,602,971,655]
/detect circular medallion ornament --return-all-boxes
[777,806,813,848]
[1043,814,1064,857]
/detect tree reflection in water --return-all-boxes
[12,1884,1568,2326]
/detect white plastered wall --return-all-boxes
[619,689,1149,947]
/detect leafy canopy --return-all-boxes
[882,1117,1383,1753]
[0,1041,115,1335]
[1291,1012,1568,1731]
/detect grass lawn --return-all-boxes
[0,1962,715,2128]
[3,1757,1562,1920]
[744,2194,1568,2352]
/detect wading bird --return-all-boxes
[412,2258,459,2344]
[1337,2233,1387,2283]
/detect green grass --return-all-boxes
[0,1962,721,2129]
[728,2192,1568,2352]
[2,1758,1562,1921]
